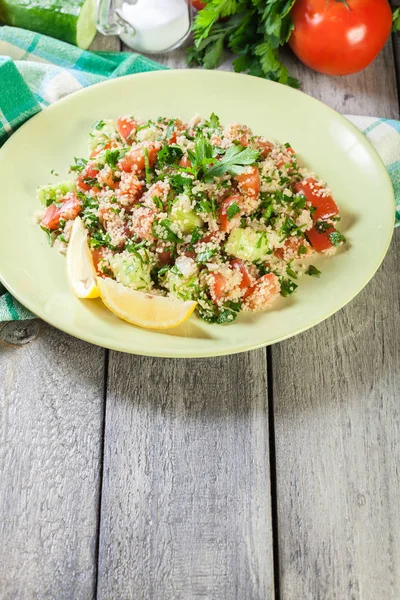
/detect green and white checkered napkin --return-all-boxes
[0,26,399,322]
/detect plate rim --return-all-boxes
[0,70,395,357]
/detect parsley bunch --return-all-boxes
[187,0,298,87]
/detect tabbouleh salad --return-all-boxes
[36,113,346,325]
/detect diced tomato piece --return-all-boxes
[101,170,119,190]
[116,116,137,143]
[256,139,274,158]
[91,247,106,275]
[168,131,177,144]
[200,232,220,244]
[275,236,304,260]
[41,204,60,230]
[209,272,227,303]
[118,143,159,173]
[77,164,100,191]
[41,193,81,230]
[182,250,197,260]
[231,259,252,290]
[179,155,192,168]
[235,166,260,199]
[243,273,280,303]
[295,178,339,222]
[157,250,172,266]
[306,226,334,252]
[59,194,81,221]
[219,194,242,231]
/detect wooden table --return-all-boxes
[1,30,400,600]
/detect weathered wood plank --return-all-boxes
[0,325,105,600]
[272,40,400,599]
[98,352,274,600]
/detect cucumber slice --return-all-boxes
[170,209,203,234]
[226,227,269,262]
[37,180,76,206]
[110,253,153,292]
[170,194,204,234]
[0,0,97,50]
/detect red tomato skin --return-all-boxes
[230,259,252,290]
[118,144,158,173]
[192,0,205,9]
[41,203,60,230]
[243,273,280,301]
[91,247,105,275]
[41,194,81,230]
[77,165,100,191]
[306,226,335,252]
[219,194,242,231]
[209,273,227,302]
[116,116,137,143]
[157,250,172,266]
[294,179,339,222]
[289,0,392,76]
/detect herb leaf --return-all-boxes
[227,201,240,221]
[70,157,88,173]
[306,265,321,277]
[187,1,299,88]
[205,145,259,181]
[157,144,184,167]
[104,149,120,169]
[329,230,346,247]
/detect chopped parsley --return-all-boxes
[70,157,88,173]
[280,278,298,297]
[196,247,218,263]
[329,231,347,247]
[104,149,121,169]
[306,265,321,277]
[153,219,183,244]
[315,221,332,233]
[227,201,240,221]
[169,173,192,193]
[157,144,184,167]
[93,119,106,130]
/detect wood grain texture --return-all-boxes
[272,41,400,600]
[98,352,274,600]
[0,326,105,600]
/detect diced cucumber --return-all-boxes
[226,227,269,262]
[170,209,203,234]
[170,194,204,234]
[88,119,118,151]
[0,0,97,50]
[37,180,76,206]
[110,253,152,292]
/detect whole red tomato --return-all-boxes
[192,0,206,9]
[289,0,392,76]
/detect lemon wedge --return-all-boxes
[97,277,197,329]
[66,217,100,299]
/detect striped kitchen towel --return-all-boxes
[0,26,399,321]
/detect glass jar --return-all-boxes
[96,0,193,54]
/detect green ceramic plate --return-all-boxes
[0,70,394,357]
